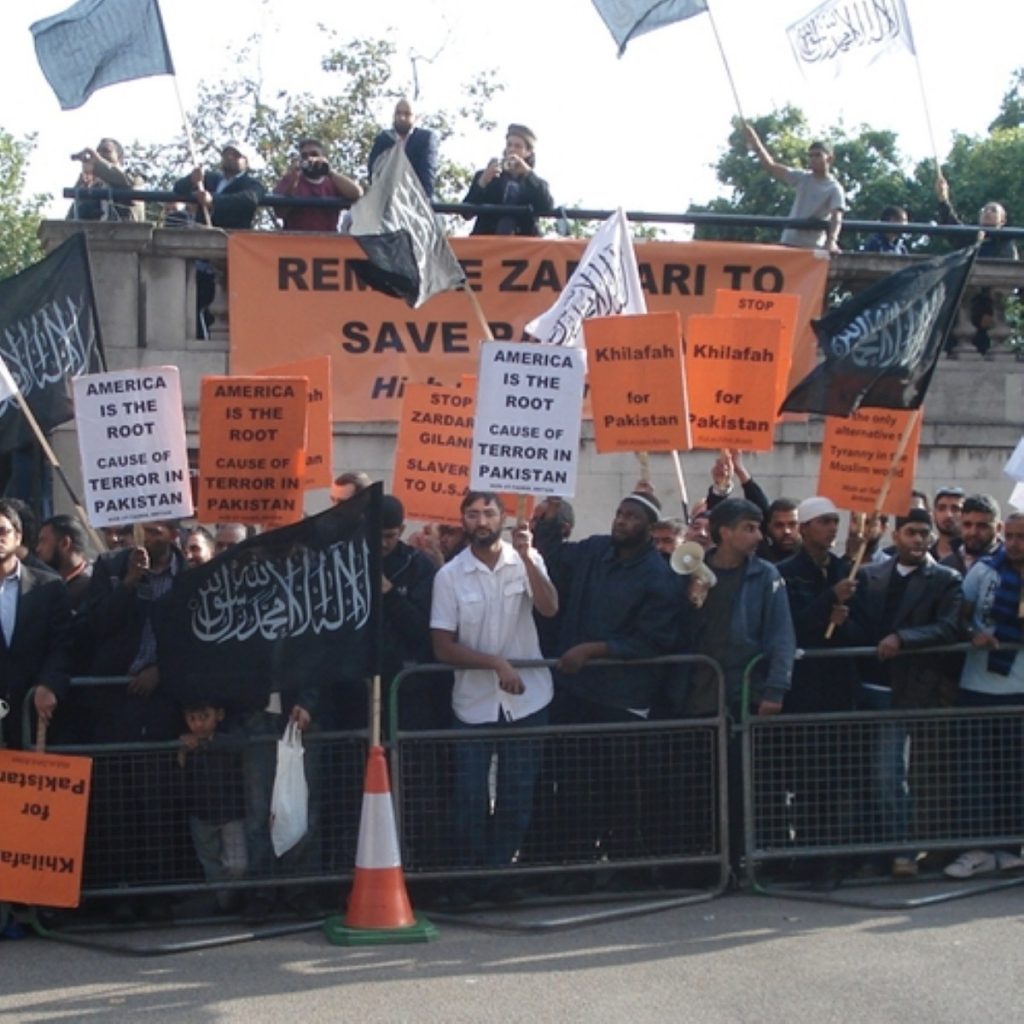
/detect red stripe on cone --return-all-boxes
[345,745,416,930]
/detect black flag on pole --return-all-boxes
[780,245,978,417]
[0,233,106,453]
[157,485,381,708]
[349,145,465,309]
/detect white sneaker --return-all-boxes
[944,850,998,879]
[995,850,1024,871]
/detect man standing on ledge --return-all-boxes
[743,124,845,252]
[368,98,439,198]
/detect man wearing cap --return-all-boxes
[931,486,965,563]
[463,124,555,236]
[174,141,266,229]
[368,97,439,198]
[778,497,858,712]
[846,507,963,876]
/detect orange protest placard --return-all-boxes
[712,289,800,407]
[817,408,922,515]
[584,312,691,454]
[228,235,829,422]
[392,383,475,524]
[0,749,92,908]
[684,315,784,452]
[255,356,333,490]
[198,376,308,526]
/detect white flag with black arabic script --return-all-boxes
[525,208,646,348]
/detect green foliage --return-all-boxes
[0,128,46,279]
[990,68,1024,132]
[125,32,503,212]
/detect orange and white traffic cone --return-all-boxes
[323,745,436,945]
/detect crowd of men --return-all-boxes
[2,452,1022,916]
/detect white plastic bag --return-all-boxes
[270,720,308,857]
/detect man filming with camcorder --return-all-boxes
[273,137,362,233]
[67,137,143,222]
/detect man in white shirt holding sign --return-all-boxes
[431,491,558,890]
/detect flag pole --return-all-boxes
[670,449,691,522]
[462,284,494,341]
[825,407,921,638]
[705,1,746,123]
[170,76,213,228]
[910,50,943,178]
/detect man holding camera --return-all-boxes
[274,138,362,232]
[463,123,554,236]
[67,138,143,222]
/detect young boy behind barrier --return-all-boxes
[178,702,248,910]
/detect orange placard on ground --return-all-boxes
[584,312,691,453]
[392,382,475,524]
[198,376,308,526]
[817,408,922,515]
[0,749,92,908]
[228,235,829,421]
[713,289,799,409]
[684,315,783,452]
[255,356,333,490]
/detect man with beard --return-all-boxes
[759,498,801,564]
[930,485,965,562]
[36,514,93,612]
[174,141,266,229]
[368,97,440,198]
[431,492,558,880]
[275,137,362,232]
[942,494,1001,575]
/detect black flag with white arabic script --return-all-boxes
[0,233,106,452]
[780,245,978,417]
[156,484,381,708]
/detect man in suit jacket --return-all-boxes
[173,141,266,229]
[368,98,439,198]
[0,500,71,749]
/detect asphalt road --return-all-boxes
[2,886,1023,1023]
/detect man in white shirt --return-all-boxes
[431,491,558,872]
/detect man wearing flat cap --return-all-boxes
[463,123,555,236]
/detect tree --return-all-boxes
[126,32,503,220]
[0,128,46,280]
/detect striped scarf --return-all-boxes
[983,547,1022,676]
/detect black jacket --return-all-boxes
[173,170,266,229]
[463,169,554,236]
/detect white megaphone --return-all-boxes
[670,542,717,608]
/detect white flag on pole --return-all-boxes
[525,208,646,348]
[787,0,915,81]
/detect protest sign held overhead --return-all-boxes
[584,312,691,453]
[0,234,104,453]
[526,208,646,348]
[255,356,333,490]
[780,246,978,417]
[685,315,784,452]
[228,235,829,421]
[393,382,475,524]
[0,749,92,908]
[817,407,921,515]
[73,366,192,527]
[198,376,307,527]
[157,485,380,709]
[471,342,585,497]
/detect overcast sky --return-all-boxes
[5,0,1022,223]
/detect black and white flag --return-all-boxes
[0,234,106,452]
[780,245,978,417]
[349,145,464,309]
[156,485,381,708]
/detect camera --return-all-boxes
[71,150,90,162]
[503,158,515,172]
[301,158,330,178]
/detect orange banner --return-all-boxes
[228,236,829,421]
[255,356,333,490]
[198,376,308,526]
[684,315,784,452]
[584,312,691,453]
[0,749,92,908]
[817,408,922,515]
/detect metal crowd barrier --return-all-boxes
[740,643,1024,908]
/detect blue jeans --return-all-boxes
[860,685,910,851]
[452,705,548,868]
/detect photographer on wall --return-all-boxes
[273,138,362,233]
[462,123,555,237]
[67,138,143,222]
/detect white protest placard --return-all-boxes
[74,366,193,527]
[1010,481,1024,512]
[470,341,585,497]
[1003,435,1024,482]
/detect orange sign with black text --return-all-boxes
[817,409,922,515]
[228,235,829,421]
[0,749,92,908]
[198,376,308,526]
[584,312,691,453]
